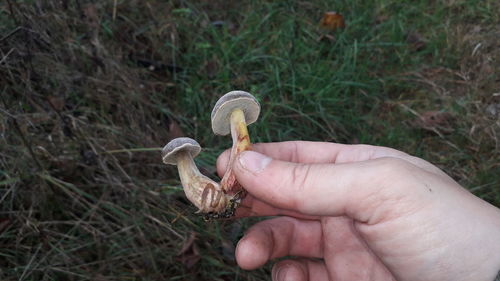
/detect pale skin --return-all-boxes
[216,141,500,281]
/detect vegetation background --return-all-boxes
[1,0,499,280]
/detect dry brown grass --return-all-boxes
[0,1,243,280]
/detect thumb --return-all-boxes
[233,150,418,222]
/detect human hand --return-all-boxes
[216,141,500,281]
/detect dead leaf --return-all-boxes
[0,218,11,235]
[47,96,64,111]
[232,75,248,87]
[406,31,427,51]
[319,11,345,31]
[412,111,454,133]
[168,118,185,140]
[380,101,396,112]
[204,58,219,79]
[479,59,493,76]
[83,4,100,28]
[374,14,389,24]
[177,232,200,268]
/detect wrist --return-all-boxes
[449,197,500,281]
[476,203,500,281]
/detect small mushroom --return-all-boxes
[211,91,260,194]
[162,137,230,213]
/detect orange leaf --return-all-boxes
[319,11,345,31]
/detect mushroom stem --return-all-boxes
[220,108,251,193]
[176,151,202,186]
[176,151,228,213]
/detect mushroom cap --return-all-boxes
[211,91,260,135]
[161,137,201,165]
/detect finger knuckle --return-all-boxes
[291,164,313,192]
[288,164,313,211]
[374,157,413,179]
[363,157,417,198]
[356,158,420,223]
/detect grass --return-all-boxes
[1,0,499,280]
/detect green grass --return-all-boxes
[1,0,499,280]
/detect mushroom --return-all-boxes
[211,91,260,195]
[162,137,230,213]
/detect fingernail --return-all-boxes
[273,265,287,281]
[238,151,271,173]
[273,265,296,281]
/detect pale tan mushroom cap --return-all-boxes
[211,91,260,135]
[161,137,201,165]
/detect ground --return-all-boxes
[0,0,499,280]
